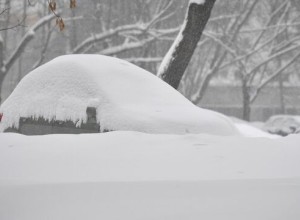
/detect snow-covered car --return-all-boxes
[0,55,238,136]
[263,115,300,136]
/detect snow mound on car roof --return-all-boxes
[0,54,238,135]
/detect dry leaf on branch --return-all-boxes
[49,0,78,31]
[70,0,77,9]
[48,0,57,11]
[56,17,65,31]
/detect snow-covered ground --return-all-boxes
[1,132,300,220]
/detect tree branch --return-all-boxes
[31,27,55,70]
[72,24,148,54]
[99,38,156,56]
[4,13,57,74]
[250,51,300,103]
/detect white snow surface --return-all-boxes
[190,0,206,5]
[230,117,279,138]
[235,123,278,138]
[0,54,238,135]
[0,132,300,220]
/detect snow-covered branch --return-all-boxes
[72,25,176,55]
[70,2,180,65]
[246,44,300,77]
[99,38,156,56]
[4,13,57,73]
[72,24,148,54]
[251,51,300,102]
[31,27,55,70]
[251,0,290,47]
[125,57,163,64]
[146,0,173,29]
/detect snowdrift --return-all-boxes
[1,132,300,219]
[0,55,237,135]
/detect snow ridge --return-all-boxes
[190,0,206,5]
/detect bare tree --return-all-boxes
[71,1,178,59]
[0,12,56,103]
[0,0,25,32]
[0,0,183,103]
[182,0,300,121]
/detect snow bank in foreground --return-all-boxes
[0,55,237,136]
[0,132,300,220]
[1,132,299,183]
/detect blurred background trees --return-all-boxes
[1,0,300,121]
[180,0,300,121]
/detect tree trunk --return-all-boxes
[3,0,11,52]
[0,76,3,104]
[69,9,78,51]
[158,0,216,89]
[0,35,4,104]
[278,73,286,114]
[18,0,27,82]
[242,82,251,121]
